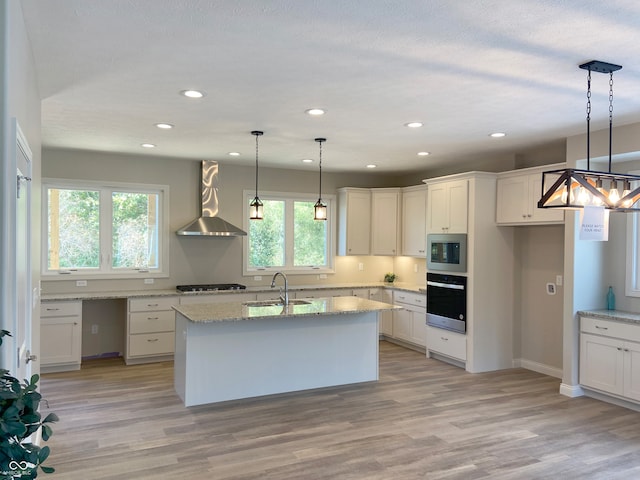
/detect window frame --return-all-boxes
[626,169,640,297]
[242,190,336,276]
[42,178,170,280]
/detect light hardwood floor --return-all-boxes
[40,341,640,479]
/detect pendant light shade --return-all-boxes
[249,130,264,220]
[538,60,640,212]
[314,137,327,221]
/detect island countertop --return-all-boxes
[173,296,400,323]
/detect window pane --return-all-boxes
[48,188,100,269]
[294,201,327,266]
[112,192,159,269]
[249,199,285,268]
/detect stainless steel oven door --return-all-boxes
[426,273,466,333]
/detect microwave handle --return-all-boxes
[426,281,465,290]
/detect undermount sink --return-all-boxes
[243,299,312,307]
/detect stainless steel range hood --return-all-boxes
[176,160,247,236]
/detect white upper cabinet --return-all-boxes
[426,179,468,233]
[338,188,371,255]
[496,164,565,225]
[402,185,427,257]
[371,188,402,256]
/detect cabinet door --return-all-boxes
[41,317,81,365]
[402,188,427,257]
[447,180,468,233]
[393,308,413,343]
[410,310,427,346]
[579,333,624,396]
[623,340,640,402]
[528,174,565,223]
[496,175,529,223]
[339,190,371,255]
[427,183,449,233]
[372,289,393,336]
[371,190,400,255]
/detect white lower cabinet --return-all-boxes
[369,288,393,336]
[40,301,82,372]
[391,291,426,347]
[426,326,466,361]
[580,316,640,402]
[126,296,178,365]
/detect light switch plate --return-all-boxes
[556,275,563,286]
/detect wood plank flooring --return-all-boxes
[40,341,640,479]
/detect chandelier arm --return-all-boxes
[538,170,572,208]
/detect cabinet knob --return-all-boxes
[147,303,159,307]
[595,325,608,330]
[618,347,623,351]
[147,338,159,343]
[527,214,532,218]
[147,317,159,320]
[440,336,449,341]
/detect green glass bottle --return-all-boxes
[606,286,615,311]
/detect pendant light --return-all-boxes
[249,130,264,220]
[538,60,640,212]
[314,137,327,220]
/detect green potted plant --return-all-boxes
[384,272,397,284]
[0,330,57,478]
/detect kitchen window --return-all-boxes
[243,191,335,275]
[42,179,170,279]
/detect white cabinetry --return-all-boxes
[580,316,640,402]
[126,296,178,365]
[392,291,426,347]
[496,164,565,225]
[338,188,371,255]
[40,301,82,372]
[370,288,393,336]
[402,185,427,257]
[371,188,402,256]
[426,179,468,233]
[426,326,466,362]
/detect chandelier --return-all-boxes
[538,60,640,212]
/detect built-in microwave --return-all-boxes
[427,233,467,273]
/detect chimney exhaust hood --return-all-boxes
[176,160,247,236]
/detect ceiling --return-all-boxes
[19,0,640,174]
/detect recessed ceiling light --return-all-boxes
[366,164,377,169]
[180,89,206,98]
[155,123,174,129]
[417,151,431,156]
[405,122,423,128]
[490,132,506,138]
[141,143,156,148]
[228,152,241,156]
[305,108,326,116]
[302,158,314,163]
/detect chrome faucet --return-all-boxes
[271,271,289,305]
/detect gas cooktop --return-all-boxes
[176,283,246,293]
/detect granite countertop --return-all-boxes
[578,309,640,325]
[173,296,401,323]
[40,282,424,301]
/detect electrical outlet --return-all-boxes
[319,274,327,279]
[254,276,262,281]
[414,263,418,273]
[144,278,154,284]
[358,263,364,271]
[76,280,87,287]
[91,324,99,334]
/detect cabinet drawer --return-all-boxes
[580,316,640,343]
[128,332,175,357]
[393,291,426,309]
[129,296,177,312]
[40,301,81,317]
[427,326,466,360]
[129,311,175,334]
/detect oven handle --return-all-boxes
[426,281,465,290]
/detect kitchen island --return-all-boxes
[173,296,398,406]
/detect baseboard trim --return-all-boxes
[559,383,584,398]
[513,358,562,379]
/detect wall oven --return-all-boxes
[426,272,467,334]
[427,233,467,273]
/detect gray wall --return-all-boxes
[513,226,564,374]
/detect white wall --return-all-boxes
[0,0,42,373]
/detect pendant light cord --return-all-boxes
[255,133,259,197]
[318,139,323,199]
